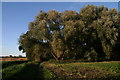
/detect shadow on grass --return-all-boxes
[3,62,44,80]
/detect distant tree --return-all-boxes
[18,55,22,58]
[9,55,12,57]
[13,56,17,58]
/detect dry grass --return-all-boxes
[0,57,28,61]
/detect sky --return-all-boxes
[1,2,119,56]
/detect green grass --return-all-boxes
[2,63,26,79]
[77,62,120,73]
[41,61,120,79]
[1,61,41,80]
[42,67,56,79]
[1,61,120,79]
[2,60,29,69]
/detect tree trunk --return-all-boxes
[50,52,59,61]
[57,50,66,61]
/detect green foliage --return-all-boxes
[51,31,66,60]
[18,5,120,61]
[84,48,98,62]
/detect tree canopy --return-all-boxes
[18,5,120,61]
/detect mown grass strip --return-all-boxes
[2,60,29,69]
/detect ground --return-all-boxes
[0,57,28,61]
[1,59,120,80]
[41,61,120,79]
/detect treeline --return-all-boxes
[18,5,120,62]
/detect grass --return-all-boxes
[2,63,26,79]
[1,60,120,80]
[2,60,29,69]
[0,57,28,61]
[42,67,56,79]
[41,61,120,79]
[76,61,120,73]
[1,61,41,80]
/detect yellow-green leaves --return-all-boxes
[18,5,120,61]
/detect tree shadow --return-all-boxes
[3,62,44,80]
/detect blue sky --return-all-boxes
[2,2,118,56]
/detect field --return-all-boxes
[41,61,120,79]
[1,60,120,80]
[0,57,28,61]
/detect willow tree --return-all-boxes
[18,5,120,61]
[90,6,120,60]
